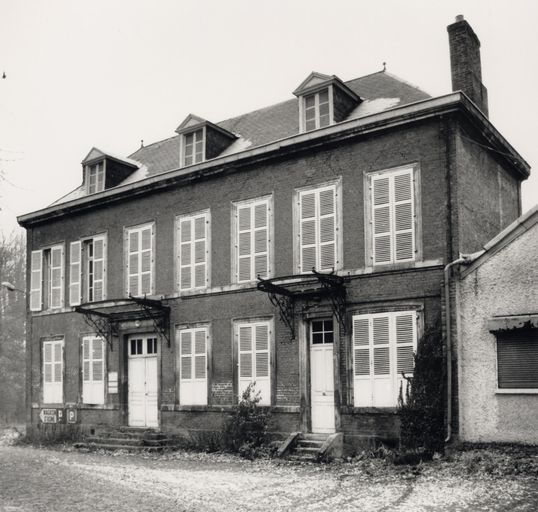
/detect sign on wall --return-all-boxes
[66,408,77,424]
[39,408,65,424]
[108,372,118,394]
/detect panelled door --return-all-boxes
[128,335,158,428]
[310,319,336,433]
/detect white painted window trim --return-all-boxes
[86,161,105,195]
[124,222,156,297]
[31,244,65,312]
[81,335,106,405]
[231,194,274,284]
[175,209,211,293]
[42,337,64,404]
[30,249,43,312]
[293,177,343,274]
[364,163,422,268]
[180,126,206,168]
[299,85,334,133]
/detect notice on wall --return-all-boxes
[39,408,65,424]
[108,372,118,394]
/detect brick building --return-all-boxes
[18,16,530,447]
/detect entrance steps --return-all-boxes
[278,432,343,462]
[74,427,176,452]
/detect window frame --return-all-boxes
[86,161,105,194]
[180,127,206,168]
[364,164,422,268]
[299,86,334,133]
[30,244,65,312]
[175,209,211,293]
[42,337,64,404]
[124,222,156,297]
[231,195,274,284]
[81,335,106,405]
[293,178,343,274]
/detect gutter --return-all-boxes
[18,92,530,227]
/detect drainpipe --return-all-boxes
[444,251,483,443]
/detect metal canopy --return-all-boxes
[257,269,347,340]
[74,295,171,350]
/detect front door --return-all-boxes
[310,319,335,433]
[128,335,158,428]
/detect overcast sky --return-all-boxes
[1,0,537,236]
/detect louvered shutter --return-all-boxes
[393,171,414,261]
[50,245,64,309]
[30,250,43,311]
[372,316,393,406]
[193,216,207,288]
[497,330,538,389]
[300,191,317,272]
[140,225,153,295]
[127,229,139,296]
[178,213,208,291]
[353,316,372,406]
[179,328,208,405]
[69,242,81,306]
[372,177,392,264]
[318,188,336,270]
[395,312,416,401]
[82,336,105,404]
[43,339,63,403]
[92,235,107,301]
[237,205,252,282]
[127,224,153,297]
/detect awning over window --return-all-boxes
[488,314,538,332]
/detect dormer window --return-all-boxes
[294,72,362,134]
[87,162,105,194]
[304,88,330,131]
[183,129,205,166]
[176,114,237,169]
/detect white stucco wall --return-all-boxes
[458,218,538,443]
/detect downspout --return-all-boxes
[444,251,483,443]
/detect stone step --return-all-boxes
[86,436,144,446]
[297,439,324,448]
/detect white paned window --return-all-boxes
[178,327,208,405]
[183,129,205,166]
[82,336,105,405]
[30,245,65,312]
[43,338,63,403]
[125,223,154,297]
[233,197,272,283]
[304,88,331,132]
[371,168,415,265]
[298,183,339,273]
[69,234,107,306]
[235,320,271,405]
[177,211,210,291]
[353,311,417,407]
[87,162,105,194]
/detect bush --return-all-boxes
[187,430,224,453]
[223,383,270,459]
[398,324,444,455]
[21,424,82,447]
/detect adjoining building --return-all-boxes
[457,205,538,444]
[18,16,530,448]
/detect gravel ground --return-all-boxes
[1,445,538,511]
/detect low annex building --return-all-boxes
[18,16,530,447]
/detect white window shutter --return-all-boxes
[127,229,139,296]
[178,213,208,291]
[372,176,392,265]
[193,216,207,288]
[50,245,64,309]
[43,339,63,403]
[140,226,153,295]
[82,336,105,404]
[92,236,106,301]
[393,171,414,262]
[395,312,416,402]
[318,188,336,270]
[69,242,82,306]
[126,224,154,297]
[30,250,43,311]
[237,205,252,282]
[178,328,208,405]
[353,316,371,406]
[300,191,317,272]
[179,218,192,290]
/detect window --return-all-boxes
[303,88,331,132]
[233,196,272,283]
[129,337,158,356]
[311,319,334,344]
[43,337,63,403]
[235,320,272,405]
[30,244,65,312]
[82,336,105,405]
[87,162,105,194]
[177,326,208,405]
[183,129,205,166]
[496,329,538,390]
[297,182,340,273]
[125,223,155,297]
[176,211,210,292]
[69,234,107,306]
[352,311,417,407]
[367,166,417,265]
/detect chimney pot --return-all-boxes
[455,14,464,22]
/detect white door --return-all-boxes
[310,320,335,433]
[128,335,158,428]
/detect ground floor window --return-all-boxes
[43,337,64,404]
[352,311,417,407]
[82,335,105,405]
[497,328,538,390]
[177,326,208,405]
[234,319,272,405]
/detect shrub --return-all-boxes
[398,324,444,455]
[223,383,270,459]
[187,430,224,453]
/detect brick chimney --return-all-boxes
[447,15,489,116]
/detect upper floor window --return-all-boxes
[69,234,107,306]
[232,196,272,283]
[366,165,420,266]
[295,180,341,274]
[125,222,155,297]
[30,244,65,312]
[304,89,331,132]
[176,210,210,292]
[183,129,205,167]
[87,162,105,194]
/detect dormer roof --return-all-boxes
[81,146,139,168]
[175,113,237,140]
[293,71,361,103]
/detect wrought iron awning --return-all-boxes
[74,295,170,350]
[257,269,347,340]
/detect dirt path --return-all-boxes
[1,446,538,511]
